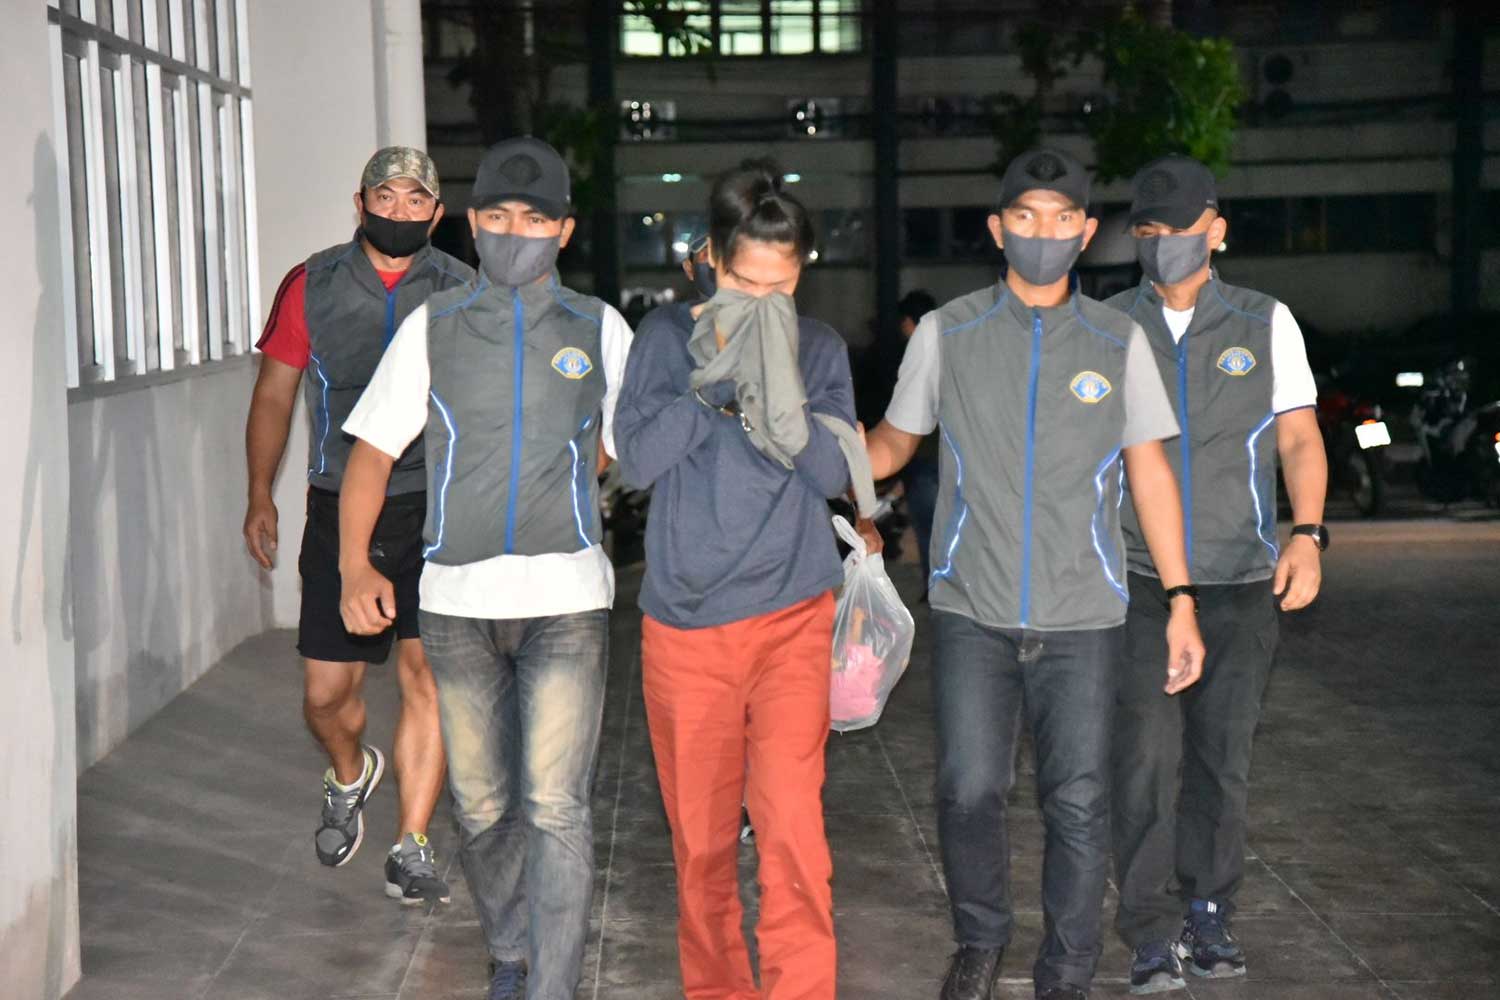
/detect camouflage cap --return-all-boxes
[360,146,440,199]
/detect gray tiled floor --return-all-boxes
[68,518,1500,1000]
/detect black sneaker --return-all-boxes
[1036,987,1087,1000]
[1181,899,1246,978]
[486,959,527,1000]
[940,946,1003,1000]
[385,832,451,904]
[1129,939,1186,994]
[314,745,385,867]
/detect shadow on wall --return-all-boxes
[68,333,279,768]
[2,131,81,1000]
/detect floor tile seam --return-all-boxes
[1374,823,1500,920]
[1254,854,1401,998]
[392,908,439,1000]
[194,834,301,1000]
[1460,886,1500,920]
[591,643,641,1000]
[871,726,945,890]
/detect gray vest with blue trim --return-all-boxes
[931,285,1135,631]
[421,275,607,566]
[302,240,473,494]
[1108,278,1279,584]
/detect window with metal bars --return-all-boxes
[48,0,260,389]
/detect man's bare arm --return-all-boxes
[866,420,924,481]
[243,356,302,568]
[339,440,398,635]
[1274,407,1328,610]
[1124,439,1206,695]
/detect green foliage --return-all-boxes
[534,103,609,214]
[988,8,1245,182]
[441,3,715,212]
[624,0,715,58]
[1083,11,1246,181]
[986,23,1090,172]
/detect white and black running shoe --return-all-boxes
[314,745,385,867]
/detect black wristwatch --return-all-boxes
[1164,584,1200,612]
[1290,523,1330,551]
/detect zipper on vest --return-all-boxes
[1020,309,1042,627]
[504,293,525,554]
[1176,336,1193,565]
[383,291,400,347]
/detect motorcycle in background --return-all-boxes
[1407,358,1500,508]
[1316,369,1390,517]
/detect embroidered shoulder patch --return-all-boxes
[551,347,593,380]
[1070,370,1112,404]
[1217,346,1256,376]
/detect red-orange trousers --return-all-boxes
[641,591,837,1000]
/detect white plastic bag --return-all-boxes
[829,515,916,732]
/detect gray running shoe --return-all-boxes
[314,745,385,867]
[385,832,451,904]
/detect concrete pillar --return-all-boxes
[371,0,429,149]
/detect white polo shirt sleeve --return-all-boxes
[884,311,942,435]
[343,303,430,458]
[1271,302,1318,414]
[599,304,635,459]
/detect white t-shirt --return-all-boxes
[343,300,634,620]
[1160,300,1317,414]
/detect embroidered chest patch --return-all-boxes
[1069,370,1112,404]
[551,347,593,380]
[1217,347,1257,376]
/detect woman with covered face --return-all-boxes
[613,159,857,1000]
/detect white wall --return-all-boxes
[68,0,406,769]
[0,1,81,996]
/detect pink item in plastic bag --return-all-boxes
[827,516,916,732]
[831,642,883,719]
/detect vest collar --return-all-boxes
[1132,271,1230,338]
[471,270,565,320]
[997,280,1086,335]
[345,234,434,298]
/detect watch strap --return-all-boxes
[1290,523,1329,550]
[1164,584,1200,611]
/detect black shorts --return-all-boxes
[297,486,425,664]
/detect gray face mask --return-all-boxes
[476,230,560,287]
[1138,232,1210,286]
[1001,229,1083,287]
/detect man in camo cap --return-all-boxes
[244,145,472,903]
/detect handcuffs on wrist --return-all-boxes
[694,388,754,434]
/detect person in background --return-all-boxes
[863,148,1206,1000]
[896,289,940,592]
[613,159,857,1000]
[1104,154,1326,994]
[682,231,716,300]
[243,146,470,902]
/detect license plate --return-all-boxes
[1355,421,1391,449]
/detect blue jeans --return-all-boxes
[419,608,609,1000]
[901,456,939,584]
[931,610,1121,992]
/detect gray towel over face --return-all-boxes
[687,288,877,517]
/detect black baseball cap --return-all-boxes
[470,136,571,218]
[998,148,1091,212]
[1129,155,1219,229]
